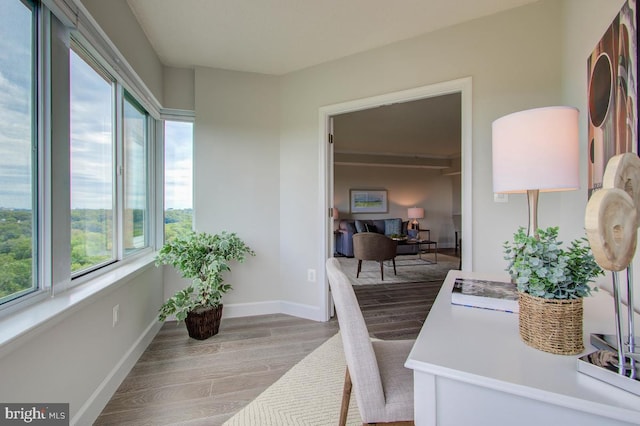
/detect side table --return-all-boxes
[418,239,438,263]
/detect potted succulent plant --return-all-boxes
[503,226,603,354]
[155,231,255,340]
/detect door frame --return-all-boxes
[318,77,473,321]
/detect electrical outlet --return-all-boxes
[494,193,508,203]
[113,304,120,327]
[307,269,316,282]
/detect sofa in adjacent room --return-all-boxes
[335,218,419,257]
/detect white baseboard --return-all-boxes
[72,317,163,426]
[281,301,324,321]
[223,300,325,322]
[222,300,282,318]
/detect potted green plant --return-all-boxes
[503,226,604,354]
[155,231,255,340]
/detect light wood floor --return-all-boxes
[95,251,455,425]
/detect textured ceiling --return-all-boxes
[126,0,538,75]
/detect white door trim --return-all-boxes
[318,77,473,321]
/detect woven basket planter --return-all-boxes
[185,304,223,340]
[518,292,584,355]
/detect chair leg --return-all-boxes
[340,367,352,426]
[378,261,384,280]
[356,260,363,278]
[392,258,397,275]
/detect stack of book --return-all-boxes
[451,277,519,313]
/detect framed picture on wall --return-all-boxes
[350,189,388,213]
[587,0,638,198]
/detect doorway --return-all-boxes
[319,78,473,321]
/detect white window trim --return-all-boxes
[0,252,156,358]
[0,1,160,317]
[42,0,162,119]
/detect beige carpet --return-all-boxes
[223,333,361,426]
[337,253,460,285]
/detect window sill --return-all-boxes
[0,252,157,358]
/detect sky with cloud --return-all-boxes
[0,0,33,210]
[164,121,193,210]
[0,0,193,211]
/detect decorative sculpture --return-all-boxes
[581,153,640,394]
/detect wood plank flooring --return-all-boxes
[95,253,454,425]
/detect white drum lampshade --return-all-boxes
[492,106,579,235]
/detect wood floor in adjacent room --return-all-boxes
[95,251,455,425]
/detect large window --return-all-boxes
[0,0,161,309]
[70,49,115,273]
[0,0,36,303]
[164,120,193,242]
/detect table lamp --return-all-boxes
[408,207,424,230]
[492,106,580,237]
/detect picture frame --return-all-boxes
[586,0,638,198]
[350,189,388,213]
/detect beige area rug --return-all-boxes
[337,253,460,285]
[223,333,361,426]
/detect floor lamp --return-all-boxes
[492,106,580,237]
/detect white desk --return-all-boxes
[405,270,640,426]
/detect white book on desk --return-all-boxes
[451,277,519,313]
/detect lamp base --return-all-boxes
[526,189,539,237]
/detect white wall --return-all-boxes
[334,165,457,248]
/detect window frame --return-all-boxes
[0,0,44,307]
[69,44,118,277]
[0,0,162,312]
[121,90,152,257]
[161,116,195,244]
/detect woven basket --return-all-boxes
[518,292,584,355]
[185,304,223,340]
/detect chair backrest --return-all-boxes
[353,232,397,261]
[326,258,386,418]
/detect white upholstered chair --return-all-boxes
[326,258,415,426]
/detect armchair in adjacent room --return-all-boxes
[353,232,398,281]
